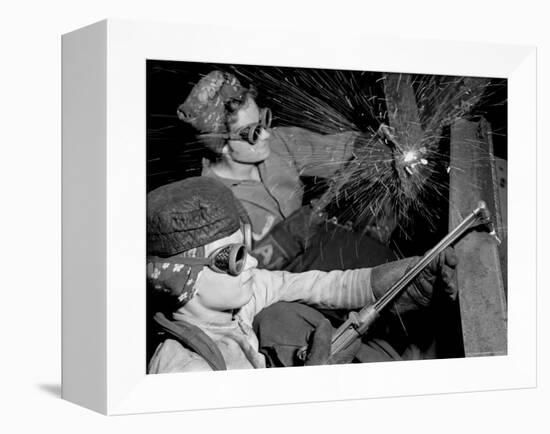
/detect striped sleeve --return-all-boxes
[242,268,374,319]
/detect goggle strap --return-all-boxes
[167,256,212,267]
[166,244,246,276]
[242,223,252,251]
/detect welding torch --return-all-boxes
[299,200,497,361]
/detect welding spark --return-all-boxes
[403,150,417,163]
[217,67,503,242]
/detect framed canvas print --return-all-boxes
[62,19,536,415]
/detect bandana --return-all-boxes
[147,247,205,306]
[177,70,249,153]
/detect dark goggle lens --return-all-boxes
[236,124,264,145]
[212,244,247,276]
[249,125,264,144]
[237,108,272,145]
[260,107,272,129]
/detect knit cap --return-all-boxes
[147,176,242,306]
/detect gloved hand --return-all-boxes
[253,302,360,367]
[410,247,459,306]
[302,317,332,365]
[371,247,459,313]
[377,123,398,145]
[303,318,361,365]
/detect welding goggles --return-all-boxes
[177,243,248,276]
[199,108,272,146]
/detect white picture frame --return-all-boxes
[62,19,536,415]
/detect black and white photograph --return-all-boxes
[145,60,508,373]
[4,0,545,427]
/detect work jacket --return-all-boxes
[148,266,373,373]
[202,126,358,242]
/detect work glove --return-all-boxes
[377,123,398,145]
[253,302,360,367]
[371,247,459,313]
[302,317,361,365]
[302,316,332,365]
[413,247,459,305]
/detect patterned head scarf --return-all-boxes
[147,247,204,307]
[177,70,250,153]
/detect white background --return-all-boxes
[0,0,547,432]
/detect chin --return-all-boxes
[240,284,255,304]
[235,145,270,164]
[223,293,252,312]
[234,281,254,307]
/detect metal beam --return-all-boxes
[383,73,426,200]
[384,73,423,142]
[449,118,507,357]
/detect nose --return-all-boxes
[176,104,190,122]
[244,252,258,271]
[257,128,270,142]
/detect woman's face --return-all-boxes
[224,97,271,164]
[190,229,258,312]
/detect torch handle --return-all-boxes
[329,200,491,357]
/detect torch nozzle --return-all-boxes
[473,201,501,244]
